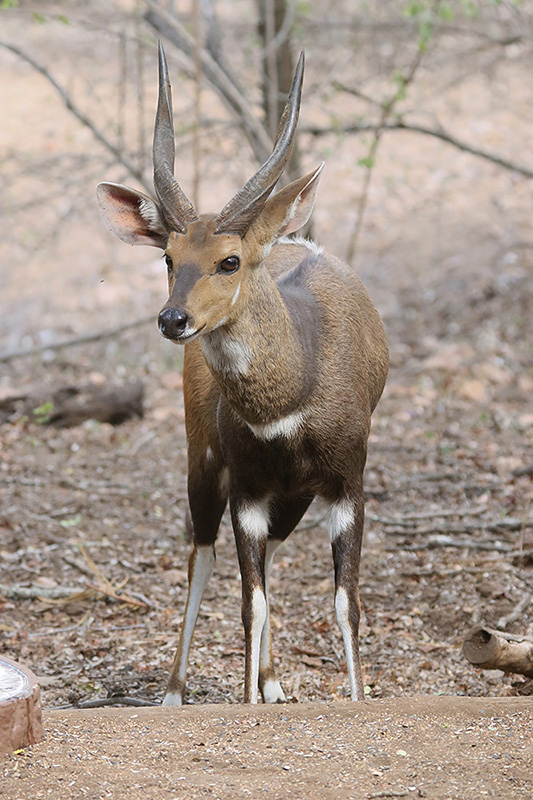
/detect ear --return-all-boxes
[96,183,168,248]
[249,163,324,245]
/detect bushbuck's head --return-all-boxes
[97,43,322,344]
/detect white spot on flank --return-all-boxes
[247,410,305,441]
[329,499,355,542]
[201,332,252,376]
[277,235,324,257]
[231,282,241,306]
[237,497,271,539]
[205,446,214,461]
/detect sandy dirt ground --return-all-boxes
[2,697,533,799]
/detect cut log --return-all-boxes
[462,626,533,678]
[0,656,44,754]
[0,380,144,427]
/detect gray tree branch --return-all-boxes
[0,40,152,193]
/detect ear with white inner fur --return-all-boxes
[96,182,168,248]
[248,163,324,246]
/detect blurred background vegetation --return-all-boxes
[1,0,532,365]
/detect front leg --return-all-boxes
[231,495,271,704]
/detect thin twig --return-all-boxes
[303,119,533,180]
[345,11,431,263]
[0,314,155,362]
[143,0,274,165]
[367,507,486,526]
[0,583,86,600]
[0,40,151,192]
[55,695,159,709]
[497,592,533,630]
[401,539,532,553]
[381,517,533,537]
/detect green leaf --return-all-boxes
[32,11,46,23]
[1,0,19,8]
[32,401,54,424]
[438,3,455,20]
[394,72,407,102]
[60,515,83,528]
[403,1,425,17]
[358,156,375,169]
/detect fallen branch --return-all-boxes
[55,694,159,709]
[0,380,144,427]
[0,314,155,363]
[462,626,533,678]
[401,538,530,553]
[0,583,85,601]
[380,517,533,537]
[511,464,533,478]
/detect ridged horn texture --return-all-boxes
[153,41,199,233]
[214,51,305,237]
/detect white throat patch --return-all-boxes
[201,331,252,376]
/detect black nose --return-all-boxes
[158,307,188,339]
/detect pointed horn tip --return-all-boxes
[288,51,305,104]
[158,40,169,78]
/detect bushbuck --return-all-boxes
[97,43,389,705]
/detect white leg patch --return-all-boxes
[335,586,362,701]
[262,679,286,704]
[329,499,355,542]
[247,410,305,441]
[249,586,267,704]
[161,692,183,707]
[238,497,271,539]
[259,538,282,682]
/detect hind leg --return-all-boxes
[259,495,313,703]
[329,487,366,701]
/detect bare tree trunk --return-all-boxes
[256,0,300,177]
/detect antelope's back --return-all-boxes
[268,240,389,416]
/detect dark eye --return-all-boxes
[165,254,173,273]
[216,256,240,274]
